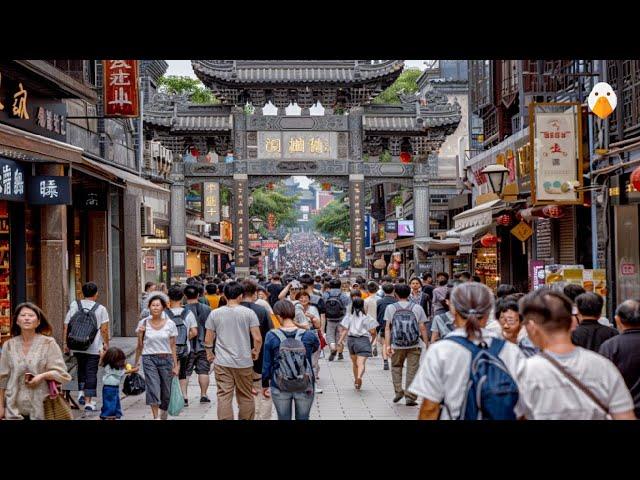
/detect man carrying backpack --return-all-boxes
[63,282,110,412]
[167,285,198,406]
[384,284,429,406]
[323,278,351,361]
[184,285,213,403]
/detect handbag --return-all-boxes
[168,376,184,416]
[539,351,612,420]
[43,380,73,420]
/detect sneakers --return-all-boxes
[383,360,389,370]
[77,391,85,406]
[328,351,337,362]
[406,400,418,407]
[84,401,97,412]
[338,353,344,361]
[393,392,404,403]
[200,396,211,403]
[183,398,189,407]
[315,387,323,394]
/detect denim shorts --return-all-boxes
[347,335,372,357]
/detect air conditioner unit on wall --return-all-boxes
[140,204,154,236]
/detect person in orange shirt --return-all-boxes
[205,283,221,310]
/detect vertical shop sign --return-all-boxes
[350,179,364,268]
[203,182,220,223]
[103,60,139,117]
[234,178,249,268]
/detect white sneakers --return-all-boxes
[77,391,85,406]
[84,401,97,412]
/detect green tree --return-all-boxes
[373,68,421,104]
[157,75,219,104]
[312,200,350,242]
[249,187,299,232]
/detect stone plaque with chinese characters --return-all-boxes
[350,179,365,268]
[27,175,72,205]
[233,178,249,268]
[203,182,220,223]
[257,132,337,160]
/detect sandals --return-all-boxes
[355,378,362,390]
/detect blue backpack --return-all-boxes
[444,336,519,420]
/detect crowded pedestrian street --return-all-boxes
[1,57,640,423]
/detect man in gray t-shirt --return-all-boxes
[204,281,262,420]
[383,284,429,406]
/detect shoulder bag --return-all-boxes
[539,351,612,419]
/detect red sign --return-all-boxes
[103,60,139,117]
[144,256,156,271]
[621,263,637,276]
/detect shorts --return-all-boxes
[178,354,190,380]
[347,335,372,357]
[186,350,211,376]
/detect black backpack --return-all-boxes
[325,292,346,320]
[66,300,100,351]
[166,308,189,357]
[274,329,313,393]
[186,303,210,351]
[391,305,420,347]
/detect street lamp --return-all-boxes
[250,216,264,231]
[481,164,510,197]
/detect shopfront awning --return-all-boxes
[186,233,234,255]
[395,237,415,249]
[374,239,395,253]
[444,224,492,239]
[452,199,505,229]
[80,157,170,201]
[414,236,460,252]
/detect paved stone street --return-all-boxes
[77,346,424,420]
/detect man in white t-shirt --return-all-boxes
[166,285,198,406]
[518,289,635,420]
[63,282,110,412]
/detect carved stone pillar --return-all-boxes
[413,174,431,276]
[232,107,247,159]
[170,162,187,284]
[349,174,366,278]
[233,174,250,279]
[348,106,363,161]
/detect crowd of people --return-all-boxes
[1,247,639,421]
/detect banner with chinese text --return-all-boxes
[203,182,220,223]
[103,60,139,117]
[530,103,583,204]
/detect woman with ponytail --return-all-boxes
[408,282,526,420]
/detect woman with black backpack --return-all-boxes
[261,300,319,420]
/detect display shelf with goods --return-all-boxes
[0,201,10,340]
[475,247,499,292]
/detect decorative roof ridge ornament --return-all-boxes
[147,92,190,112]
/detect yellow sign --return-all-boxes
[511,221,533,242]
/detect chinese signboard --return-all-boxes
[27,175,71,205]
[385,221,397,233]
[364,214,371,249]
[257,132,337,160]
[0,157,26,201]
[350,178,365,268]
[0,70,67,141]
[81,191,107,210]
[529,260,546,290]
[103,60,139,117]
[234,178,249,268]
[144,255,156,271]
[203,182,220,223]
[531,103,583,204]
[510,221,533,242]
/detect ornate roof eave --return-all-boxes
[144,95,233,133]
[140,60,169,83]
[191,60,405,87]
[363,113,461,134]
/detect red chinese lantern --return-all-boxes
[400,152,412,164]
[497,214,512,226]
[543,205,564,218]
[321,182,332,191]
[480,233,499,248]
[631,166,640,192]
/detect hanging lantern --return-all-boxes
[480,233,499,248]
[543,205,564,218]
[321,182,332,191]
[631,165,640,192]
[400,152,412,164]
[497,214,512,226]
